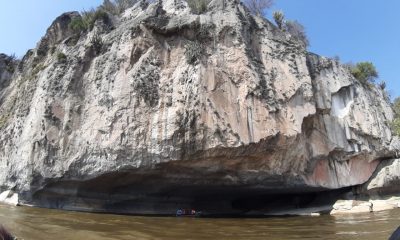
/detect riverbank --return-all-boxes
[1,203,399,240]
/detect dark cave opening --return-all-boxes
[29,170,352,216]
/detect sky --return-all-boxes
[270,0,400,99]
[0,0,398,98]
[0,0,102,55]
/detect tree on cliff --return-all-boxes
[350,62,379,84]
[243,0,274,17]
[2,53,18,73]
[270,11,309,48]
[284,20,309,47]
[273,10,285,30]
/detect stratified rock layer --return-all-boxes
[0,0,395,214]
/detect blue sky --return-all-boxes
[0,0,102,55]
[270,0,400,99]
[0,0,398,98]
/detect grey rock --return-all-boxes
[361,158,400,196]
[359,138,400,197]
[330,200,372,215]
[0,190,19,206]
[390,136,400,157]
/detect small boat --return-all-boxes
[176,209,202,217]
[389,226,400,240]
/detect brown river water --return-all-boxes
[0,204,399,239]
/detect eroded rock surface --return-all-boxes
[361,159,400,197]
[358,137,400,197]
[0,0,395,214]
[330,200,372,215]
[0,190,19,206]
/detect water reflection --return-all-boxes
[0,204,398,239]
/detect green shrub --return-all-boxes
[185,41,204,64]
[0,115,9,129]
[394,97,400,116]
[4,54,17,73]
[83,9,109,30]
[69,17,87,32]
[392,97,400,136]
[91,34,104,55]
[69,9,110,32]
[186,0,210,14]
[393,118,400,136]
[350,62,378,84]
[273,11,285,30]
[57,52,67,63]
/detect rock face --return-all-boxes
[359,137,400,197]
[361,158,400,196]
[0,0,396,214]
[0,190,19,206]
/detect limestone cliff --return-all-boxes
[359,137,400,197]
[0,0,396,214]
